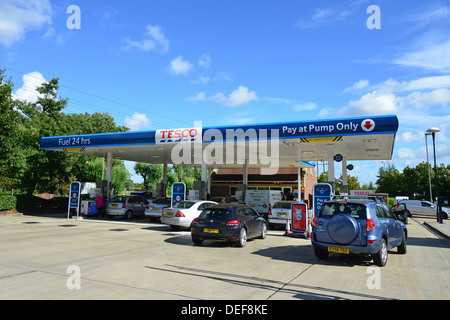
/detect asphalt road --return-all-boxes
[0,213,448,301]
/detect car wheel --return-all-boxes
[258,223,267,239]
[125,210,133,219]
[236,228,247,247]
[397,231,407,254]
[373,238,388,267]
[313,246,329,259]
[440,211,449,220]
[192,235,203,245]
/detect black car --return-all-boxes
[190,204,268,247]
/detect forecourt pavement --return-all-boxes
[0,213,448,300]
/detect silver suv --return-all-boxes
[398,200,449,219]
[107,195,149,219]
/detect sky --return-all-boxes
[1,0,449,186]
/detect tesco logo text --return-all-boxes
[160,129,198,139]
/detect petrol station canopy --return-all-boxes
[40,114,399,169]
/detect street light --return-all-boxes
[426,127,441,224]
[424,133,433,202]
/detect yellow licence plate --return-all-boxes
[277,212,287,216]
[152,207,160,210]
[328,246,349,254]
[204,228,219,233]
[165,212,174,216]
[111,204,118,208]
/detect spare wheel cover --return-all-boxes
[327,214,359,245]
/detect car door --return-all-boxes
[421,201,435,216]
[236,208,254,235]
[245,208,262,237]
[379,203,401,247]
[136,197,149,214]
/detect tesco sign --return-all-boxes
[350,190,374,196]
[156,127,202,144]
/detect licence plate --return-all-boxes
[204,228,219,233]
[165,212,174,216]
[328,246,349,254]
[152,207,160,210]
[277,212,287,216]
[111,204,118,208]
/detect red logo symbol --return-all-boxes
[361,119,375,132]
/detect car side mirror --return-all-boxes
[396,212,407,224]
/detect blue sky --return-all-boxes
[1,0,449,185]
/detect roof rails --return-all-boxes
[332,195,384,202]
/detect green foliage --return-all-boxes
[0,195,16,211]
[0,70,130,209]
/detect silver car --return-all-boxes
[398,200,449,219]
[107,195,149,219]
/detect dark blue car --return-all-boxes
[191,204,268,247]
[311,199,407,266]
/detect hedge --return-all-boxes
[0,195,68,211]
[0,195,17,211]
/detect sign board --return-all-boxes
[172,182,186,206]
[291,203,308,233]
[68,181,81,219]
[334,154,343,162]
[350,190,374,196]
[313,183,332,217]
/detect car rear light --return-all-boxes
[268,205,272,217]
[366,219,376,232]
[145,206,149,210]
[175,211,185,217]
[122,203,126,209]
[226,220,240,226]
[368,240,375,245]
[192,218,199,224]
[312,216,318,227]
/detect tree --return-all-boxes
[0,69,26,192]
[134,163,163,191]
[375,163,402,196]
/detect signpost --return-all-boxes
[68,181,81,220]
[172,182,186,207]
[313,183,333,217]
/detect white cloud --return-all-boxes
[296,7,353,29]
[124,24,169,53]
[198,54,212,68]
[343,80,370,93]
[396,131,424,143]
[293,102,317,112]
[226,86,258,107]
[13,71,46,103]
[125,112,151,131]
[167,56,193,75]
[0,0,52,46]
[394,40,450,73]
[187,86,258,107]
[338,91,401,117]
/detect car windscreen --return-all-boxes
[173,201,196,208]
[320,203,366,219]
[198,209,233,220]
[154,197,171,205]
[110,196,127,203]
[273,202,293,209]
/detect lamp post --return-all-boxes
[424,133,433,202]
[426,127,441,224]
